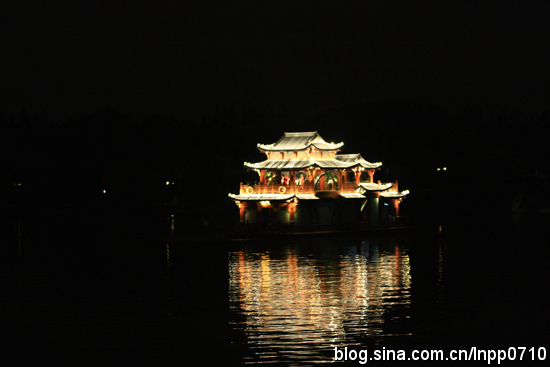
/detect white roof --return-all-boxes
[380,190,410,198]
[228,193,319,201]
[334,153,382,169]
[245,158,346,170]
[257,132,344,151]
[228,193,295,201]
[357,182,393,192]
[295,194,320,200]
[333,153,362,163]
[245,158,382,170]
[341,193,367,199]
[228,192,372,201]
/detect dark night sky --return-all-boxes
[2,1,550,121]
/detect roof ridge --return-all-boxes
[284,131,318,135]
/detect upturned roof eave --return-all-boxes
[228,193,320,201]
[380,190,410,198]
[356,183,394,192]
[256,131,344,152]
[244,160,382,170]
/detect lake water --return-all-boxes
[229,237,413,364]
[1,219,549,365]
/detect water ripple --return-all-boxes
[229,239,412,364]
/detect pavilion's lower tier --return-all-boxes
[233,196,401,232]
[239,181,397,195]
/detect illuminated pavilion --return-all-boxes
[228,132,409,231]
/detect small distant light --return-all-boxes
[443,167,447,171]
[103,190,106,194]
[437,168,441,171]
[166,181,170,185]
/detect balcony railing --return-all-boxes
[240,182,361,195]
[341,183,357,194]
[240,182,313,195]
[239,181,398,196]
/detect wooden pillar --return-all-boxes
[354,169,361,186]
[257,202,263,224]
[239,202,245,222]
[289,202,296,223]
[393,198,400,218]
[290,170,295,193]
[367,169,375,183]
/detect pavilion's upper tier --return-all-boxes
[257,132,344,152]
[249,132,381,170]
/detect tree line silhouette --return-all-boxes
[2,100,549,230]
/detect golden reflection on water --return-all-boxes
[229,239,412,364]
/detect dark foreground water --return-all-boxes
[1,219,549,365]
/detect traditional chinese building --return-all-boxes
[229,132,409,231]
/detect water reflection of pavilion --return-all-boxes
[228,240,412,363]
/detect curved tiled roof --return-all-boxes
[334,153,382,169]
[245,158,345,170]
[356,182,393,192]
[380,190,410,198]
[228,193,319,201]
[244,158,382,170]
[257,132,344,151]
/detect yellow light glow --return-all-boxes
[166,181,170,185]
[443,167,447,171]
[437,168,440,171]
[260,201,271,207]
